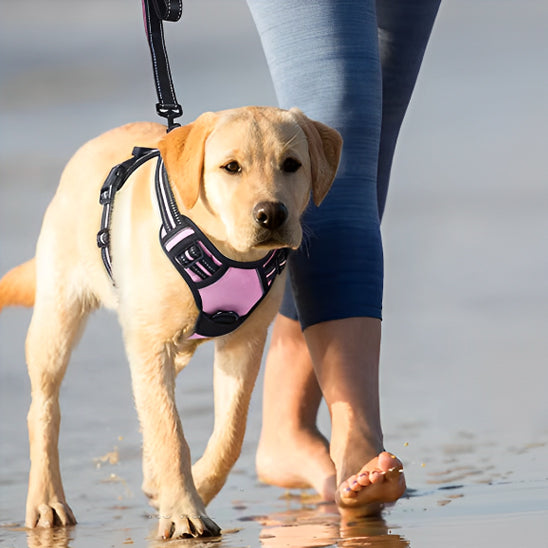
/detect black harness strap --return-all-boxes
[97,147,160,280]
[141,0,183,131]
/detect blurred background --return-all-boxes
[1,1,547,547]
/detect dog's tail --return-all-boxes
[0,259,36,312]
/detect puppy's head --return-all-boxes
[158,106,342,254]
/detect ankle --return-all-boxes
[329,415,384,482]
[260,417,322,450]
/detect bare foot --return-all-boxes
[256,426,337,501]
[336,452,406,518]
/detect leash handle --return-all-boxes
[141,0,183,131]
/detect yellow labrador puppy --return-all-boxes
[0,106,342,539]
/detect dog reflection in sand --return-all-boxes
[0,106,342,539]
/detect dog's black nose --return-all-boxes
[253,201,288,230]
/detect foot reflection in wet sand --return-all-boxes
[254,502,409,547]
[340,516,409,547]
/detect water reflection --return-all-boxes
[19,505,408,548]
[25,525,74,548]
[340,518,409,547]
[254,504,409,548]
[148,535,223,547]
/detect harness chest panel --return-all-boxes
[97,147,289,339]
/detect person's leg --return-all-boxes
[304,317,405,517]
[249,0,384,505]
[248,0,440,514]
[255,314,337,501]
[303,0,442,513]
[257,313,405,513]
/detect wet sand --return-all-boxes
[1,1,547,547]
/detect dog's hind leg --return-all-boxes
[192,326,268,505]
[24,273,93,528]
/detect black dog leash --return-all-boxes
[141,0,184,131]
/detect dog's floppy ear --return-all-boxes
[290,108,343,207]
[157,112,217,210]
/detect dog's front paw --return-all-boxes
[158,512,221,539]
[26,500,77,528]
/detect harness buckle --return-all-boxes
[99,186,113,205]
[100,164,130,205]
[97,228,110,249]
[179,243,203,267]
[210,311,240,325]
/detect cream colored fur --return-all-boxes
[0,107,342,539]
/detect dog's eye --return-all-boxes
[282,157,302,173]
[222,161,242,174]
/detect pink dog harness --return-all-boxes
[98,147,288,339]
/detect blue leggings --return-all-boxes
[247,0,440,329]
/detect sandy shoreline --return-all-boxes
[1,1,547,546]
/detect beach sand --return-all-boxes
[1,1,547,547]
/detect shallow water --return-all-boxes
[1,1,548,547]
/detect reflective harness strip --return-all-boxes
[97,147,288,339]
